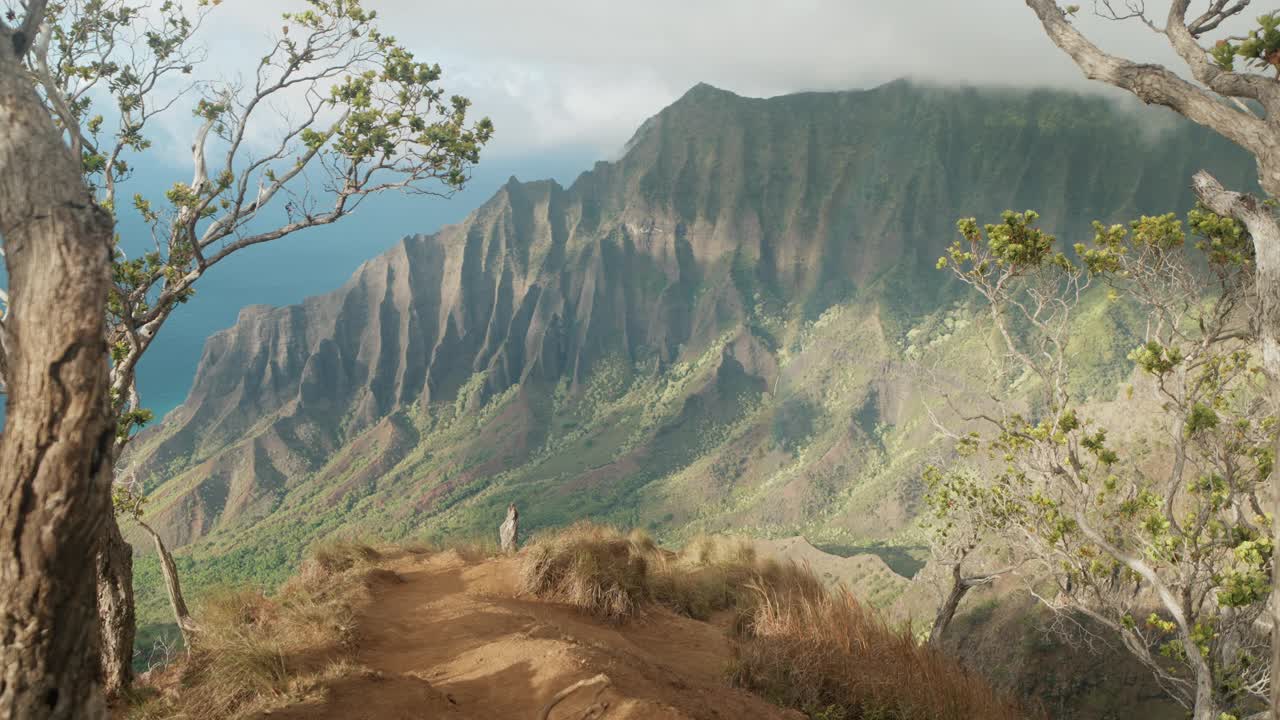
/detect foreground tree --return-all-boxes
[5,0,492,695]
[1020,2,1280,712]
[932,210,1272,719]
[0,1,115,716]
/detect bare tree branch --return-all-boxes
[1025,0,1276,166]
[10,0,46,55]
[1185,0,1252,38]
[930,205,1269,717]
[2,0,493,695]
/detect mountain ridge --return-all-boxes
[124,78,1256,603]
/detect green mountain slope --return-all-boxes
[123,80,1256,655]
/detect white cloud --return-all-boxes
[431,56,676,157]
[176,1,1228,160]
[373,0,1202,155]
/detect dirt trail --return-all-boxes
[266,550,802,720]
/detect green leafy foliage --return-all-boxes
[1212,11,1280,74]
[945,211,1070,275]
[930,206,1273,716]
[22,0,492,514]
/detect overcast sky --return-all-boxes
[98,1,1273,415]
[194,1,1224,159]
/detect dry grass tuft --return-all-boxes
[452,535,500,562]
[518,523,819,622]
[128,538,392,720]
[306,537,382,574]
[729,577,1041,720]
[519,522,653,620]
[520,523,1032,718]
[403,533,499,562]
[130,526,1031,720]
[650,534,822,621]
[398,539,437,555]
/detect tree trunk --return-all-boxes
[96,514,135,697]
[928,564,974,646]
[1272,445,1279,720]
[1190,667,1216,720]
[1189,170,1280,717]
[0,35,116,720]
[139,520,198,644]
[1265,174,1280,720]
[1021,3,1280,711]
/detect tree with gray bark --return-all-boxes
[0,0,492,703]
[0,9,115,718]
[931,209,1272,719]
[1021,2,1280,715]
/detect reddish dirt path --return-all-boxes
[266,550,802,720]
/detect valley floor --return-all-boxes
[262,550,803,720]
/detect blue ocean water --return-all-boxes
[2,148,597,423]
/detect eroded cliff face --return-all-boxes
[125,79,1254,555]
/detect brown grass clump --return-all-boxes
[452,535,500,562]
[128,539,392,720]
[522,525,1036,718]
[518,523,820,623]
[404,533,499,562]
[730,576,1041,720]
[519,522,653,620]
[306,537,382,573]
[650,534,824,621]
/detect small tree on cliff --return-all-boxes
[919,465,1021,646]
[1,0,492,697]
[1019,2,1280,714]
[931,209,1272,719]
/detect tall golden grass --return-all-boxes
[730,573,1043,720]
[402,532,499,562]
[520,522,1038,719]
[651,532,826,621]
[131,525,1037,720]
[519,523,654,620]
[128,538,393,720]
[518,522,821,621]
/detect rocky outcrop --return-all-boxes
[499,504,519,555]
